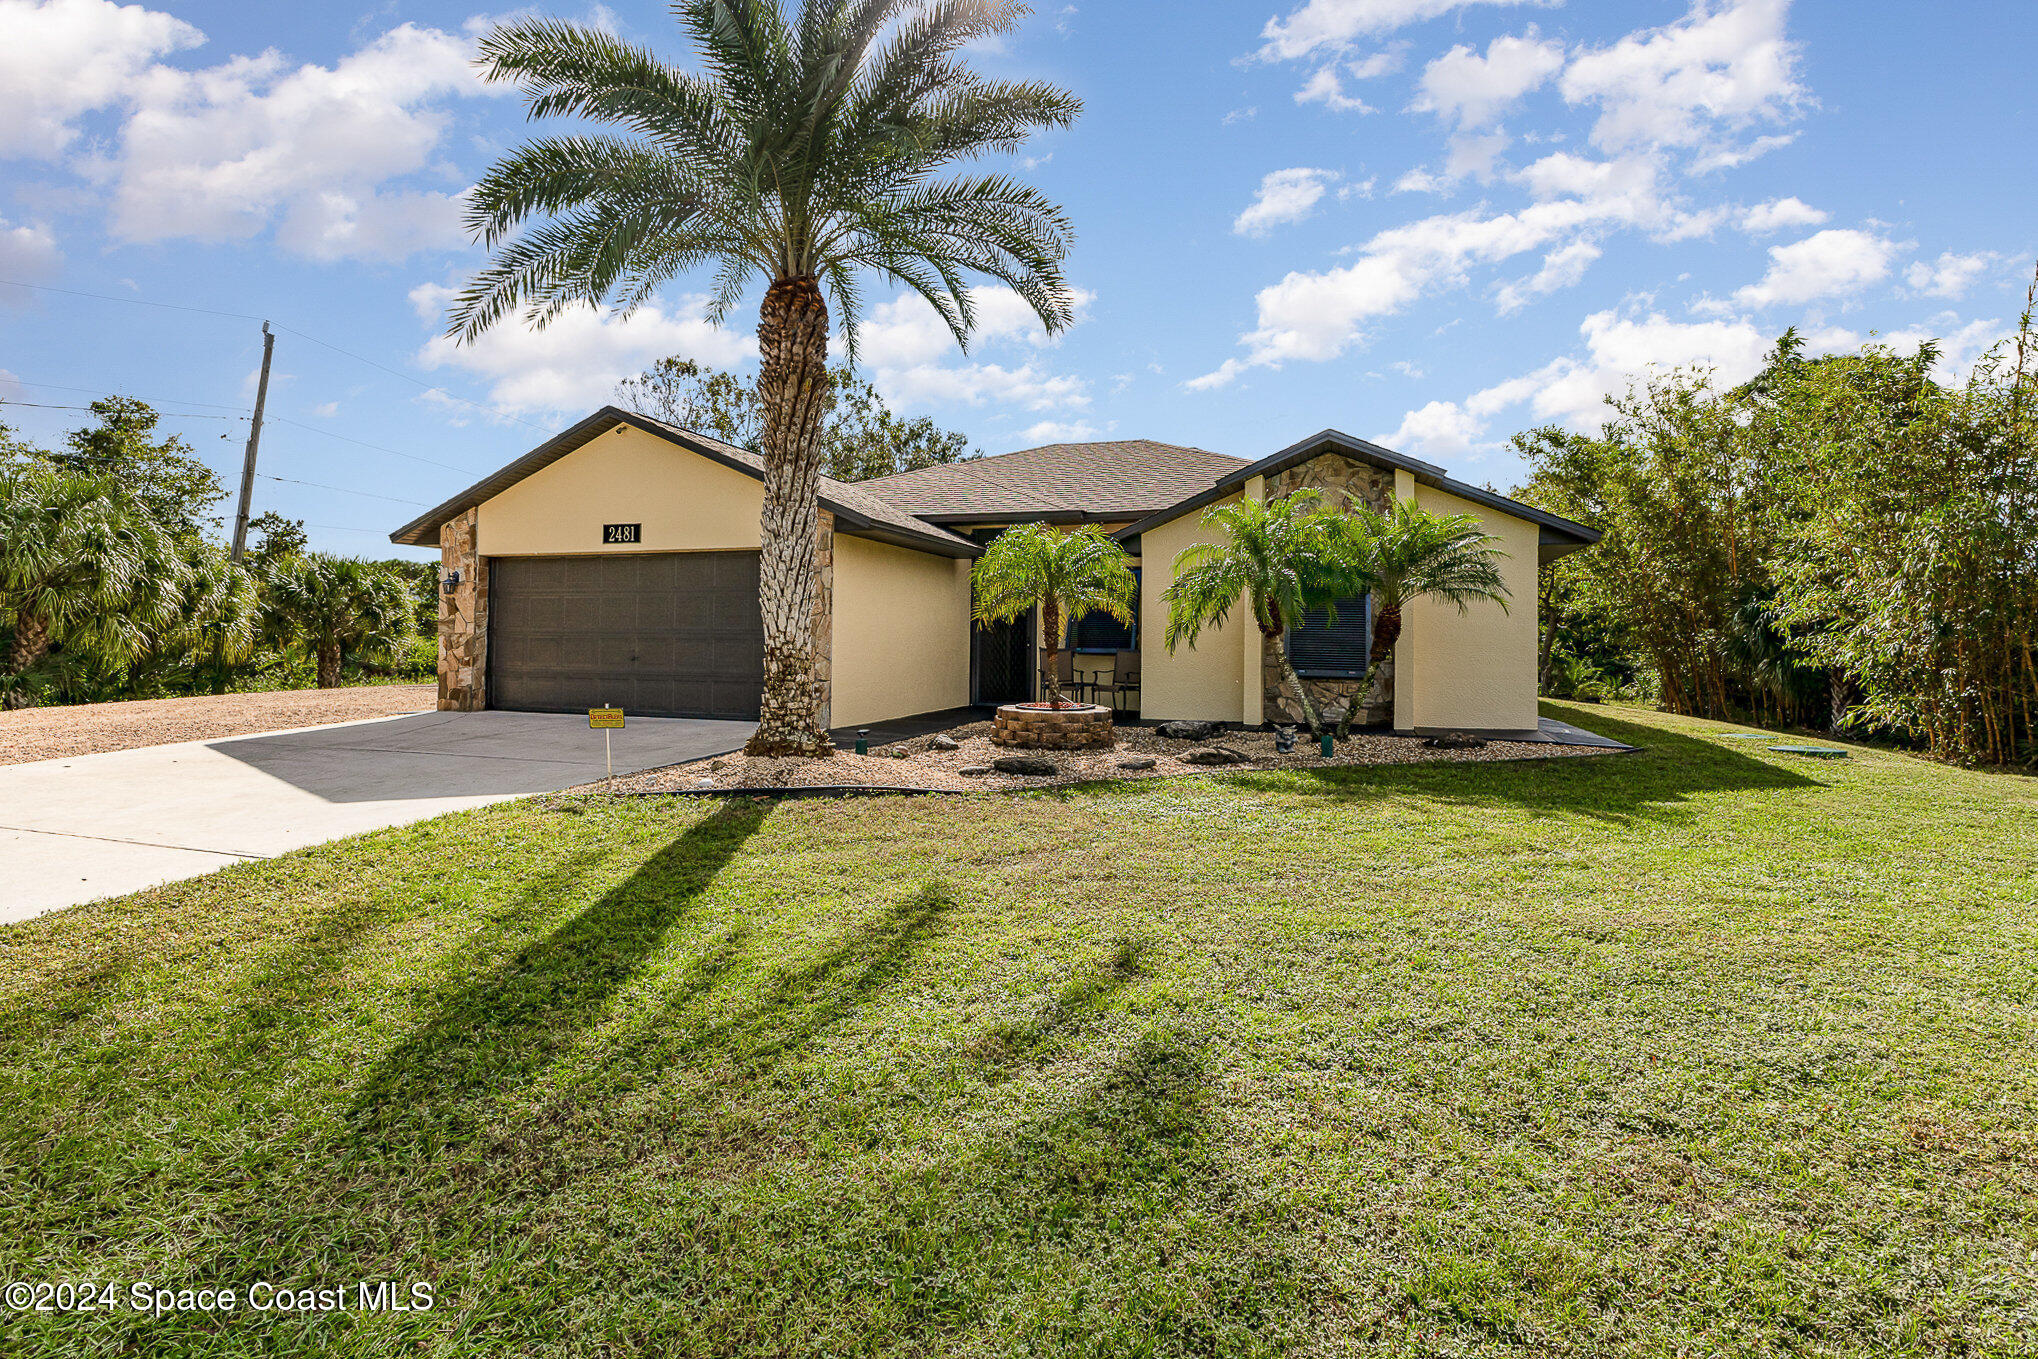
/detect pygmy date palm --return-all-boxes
[1160,490,1345,738]
[1325,498,1511,738]
[971,524,1136,707]
[449,1,1082,756]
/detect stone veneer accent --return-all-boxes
[1262,453,1395,728]
[991,702,1113,750]
[438,507,489,712]
[812,510,834,729]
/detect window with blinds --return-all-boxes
[1286,594,1371,677]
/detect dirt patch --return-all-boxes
[585,720,1612,795]
[0,684,436,765]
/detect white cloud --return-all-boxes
[1904,250,2002,299]
[1559,0,1807,162]
[1494,239,1601,313]
[1379,398,1486,459]
[1412,31,1564,129]
[1295,65,1375,114]
[858,286,1095,413]
[0,216,61,283]
[1257,0,1549,63]
[310,400,339,418]
[0,0,202,159]
[94,22,497,262]
[1195,158,1711,384]
[1018,420,1097,443]
[1740,195,1825,233]
[1733,228,1899,308]
[410,283,758,416]
[1234,167,1341,236]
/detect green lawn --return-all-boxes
[3,703,2034,1357]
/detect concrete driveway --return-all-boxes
[0,710,753,923]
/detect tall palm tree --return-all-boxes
[261,555,413,689]
[1160,490,1345,737]
[0,465,180,708]
[972,524,1136,707]
[1326,498,1511,738]
[449,1,1081,756]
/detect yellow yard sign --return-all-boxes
[588,708,625,729]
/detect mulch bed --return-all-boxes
[584,718,1612,796]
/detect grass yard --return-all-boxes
[2,702,2034,1356]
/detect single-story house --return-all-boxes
[389,408,1599,733]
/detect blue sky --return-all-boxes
[2,0,2033,561]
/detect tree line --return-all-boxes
[0,398,432,709]
[1515,271,2038,767]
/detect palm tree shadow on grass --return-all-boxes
[348,799,771,1147]
[1045,707,1820,824]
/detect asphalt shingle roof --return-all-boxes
[855,439,1249,521]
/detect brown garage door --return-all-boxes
[488,553,765,720]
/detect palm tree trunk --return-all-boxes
[1273,641,1323,739]
[316,640,342,689]
[1042,596,1063,706]
[747,274,834,758]
[1337,598,1403,739]
[3,610,51,709]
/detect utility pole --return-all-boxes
[230,321,275,561]
[214,322,274,692]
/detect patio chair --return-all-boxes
[1099,649,1140,713]
[1039,649,1094,704]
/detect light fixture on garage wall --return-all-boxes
[441,569,461,595]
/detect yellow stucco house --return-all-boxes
[390,408,1598,734]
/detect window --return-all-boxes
[1068,568,1139,652]
[1286,594,1370,678]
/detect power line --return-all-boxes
[266,416,479,474]
[0,278,554,434]
[3,379,251,412]
[258,472,427,507]
[0,278,260,322]
[0,398,242,421]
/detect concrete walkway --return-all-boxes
[0,710,753,923]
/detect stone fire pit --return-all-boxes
[990,701,1114,750]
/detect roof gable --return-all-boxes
[389,408,978,557]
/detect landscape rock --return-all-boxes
[1182,745,1249,766]
[930,734,960,751]
[1115,756,1157,771]
[890,746,910,759]
[992,755,1058,776]
[1157,719,1221,741]
[1422,733,1488,750]
[958,765,994,777]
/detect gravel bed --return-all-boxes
[0,684,436,765]
[585,720,1611,795]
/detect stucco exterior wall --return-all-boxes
[477,424,763,556]
[1136,493,1249,723]
[1399,483,1541,731]
[831,534,972,727]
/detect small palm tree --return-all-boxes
[1326,498,1511,737]
[450,1,1080,756]
[261,555,413,689]
[972,524,1136,707]
[0,465,180,708]
[1160,490,1345,737]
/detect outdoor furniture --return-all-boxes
[1099,649,1140,712]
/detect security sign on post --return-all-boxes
[590,706,624,777]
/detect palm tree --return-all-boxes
[972,524,1136,707]
[448,2,1081,756]
[0,465,180,708]
[261,555,413,689]
[1160,490,1345,738]
[1325,498,1512,738]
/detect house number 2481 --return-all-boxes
[602,523,642,545]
